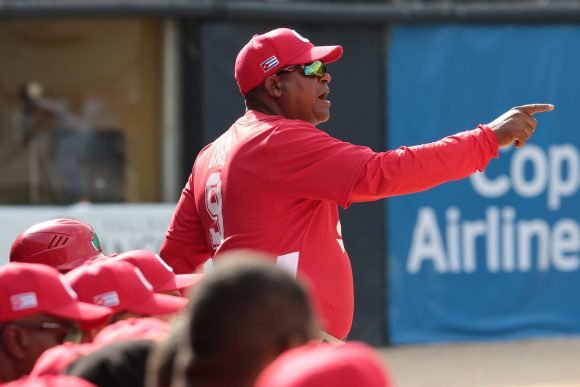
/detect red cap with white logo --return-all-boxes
[0,262,112,326]
[65,261,188,316]
[108,250,202,293]
[235,28,343,95]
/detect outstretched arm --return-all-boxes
[348,104,554,202]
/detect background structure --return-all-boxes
[0,0,578,348]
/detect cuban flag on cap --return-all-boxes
[11,292,38,311]
[260,55,279,72]
[94,291,120,307]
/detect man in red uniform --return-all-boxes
[160,27,553,341]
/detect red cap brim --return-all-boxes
[92,317,170,346]
[47,301,112,329]
[128,293,188,316]
[288,45,343,66]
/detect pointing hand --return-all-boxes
[487,104,555,148]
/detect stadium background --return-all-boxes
[0,1,579,385]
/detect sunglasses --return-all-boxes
[275,60,327,78]
[0,321,83,343]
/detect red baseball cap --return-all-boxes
[10,218,105,273]
[30,342,96,377]
[65,261,188,316]
[107,250,202,293]
[0,263,112,327]
[256,342,392,387]
[235,28,343,95]
[93,317,171,346]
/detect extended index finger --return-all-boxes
[514,103,555,116]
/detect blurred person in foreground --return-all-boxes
[256,342,392,387]
[10,218,106,273]
[0,263,111,383]
[169,250,320,387]
[146,319,187,387]
[160,27,554,341]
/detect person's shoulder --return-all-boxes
[263,120,334,154]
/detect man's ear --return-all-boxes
[1,325,28,360]
[263,75,283,98]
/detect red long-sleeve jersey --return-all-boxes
[160,110,498,340]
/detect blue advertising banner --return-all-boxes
[388,25,579,344]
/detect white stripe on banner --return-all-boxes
[276,252,299,277]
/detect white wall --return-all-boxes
[0,203,176,265]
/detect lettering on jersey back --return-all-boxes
[208,134,232,169]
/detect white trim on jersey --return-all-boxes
[276,251,299,278]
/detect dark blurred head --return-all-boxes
[65,339,154,387]
[145,319,187,387]
[175,250,319,387]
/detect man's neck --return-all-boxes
[245,99,284,118]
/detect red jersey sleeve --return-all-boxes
[265,121,375,208]
[349,124,499,202]
[160,169,211,274]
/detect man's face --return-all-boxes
[275,65,332,126]
[11,313,78,351]
[0,313,79,379]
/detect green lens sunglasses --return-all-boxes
[276,60,327,77]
